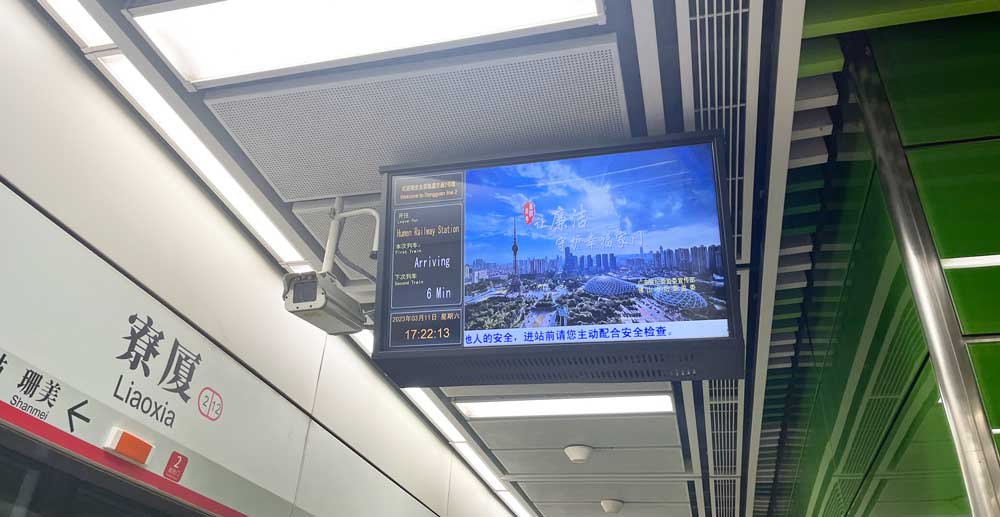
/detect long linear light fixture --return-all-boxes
[456,394,674,419]
[940,254,1000,270]
[350,329,376,356]
[131,0,603,86]
[41,0,311,272]
[92,53,308,270]
[402,387,533,516]
[39,0,113,48]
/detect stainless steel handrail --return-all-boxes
[847,38,1000,517]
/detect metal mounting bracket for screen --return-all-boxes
[321,197,381,291]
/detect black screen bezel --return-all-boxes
[373,131,744,383]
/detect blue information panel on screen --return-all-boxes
[384,142,733,350]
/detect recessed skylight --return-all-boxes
[132,0,603,85]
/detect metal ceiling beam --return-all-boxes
[742,1,806,515]
[631,0,666,136]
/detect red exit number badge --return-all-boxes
[163,451,189,482]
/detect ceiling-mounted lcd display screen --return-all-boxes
[374,133,743,386]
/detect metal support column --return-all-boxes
[845,36,1000,516]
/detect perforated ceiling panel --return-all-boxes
[205,35,631,202]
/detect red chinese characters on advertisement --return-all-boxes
[523,201,535,225]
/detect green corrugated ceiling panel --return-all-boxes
[945,266,1000,335]
[969,342,1000,429]
[784,210,821,229]
[782,224,817,237]
[799,37,843,78]
[828,160,874,189]
[784,190,823,216]
[871,13,1000,146]
[773,320,801,334]
[771,372,794,382]
[811,287,843,304]
[774,304,803,321]
[908,140,1000,259]
[805,299,838,318]
[776,289,805,306]
[815,250,851,270]
[835,132,873,162]
[803,0,1000,38]
[786,165,826,193]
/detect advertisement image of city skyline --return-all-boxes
[464,144,722,264]
[462,143,731,341]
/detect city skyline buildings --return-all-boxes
[464,242,724,283]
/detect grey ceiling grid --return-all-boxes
[204,35,631,203]
[447,382,695,517]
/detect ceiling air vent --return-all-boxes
[684,0,762,263]
[712,477,739,517]
[707,379,742,476]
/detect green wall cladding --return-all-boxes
[871,13,1000,146]
[858,364,971,516]
[909,140,1000,259]
[911,139,1000,335]
[970,342,1000,428]
[776,168,971,516]
[799,37,843,78]
[947,267,1000,335]
[803,0,1000,38]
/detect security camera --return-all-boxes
[283,271,364,335]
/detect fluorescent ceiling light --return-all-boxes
[133,0,602,84]
[497,491,533,517]
[41,0,114,48]
[940,254,1000,270]
[95,54,304,266]
[456,394,674,419]
[402,388,465,443]
[350,329,375,356]
[454,442,504,491]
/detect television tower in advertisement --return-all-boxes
[510,217,521,292]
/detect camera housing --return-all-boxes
[283,271,365,335]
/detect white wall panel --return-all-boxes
[0,0,325,408]
[292,421,437,517]
[445,458,512,517]
[0,3,510,515]
[313,336,454,515]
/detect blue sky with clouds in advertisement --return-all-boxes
[463,143,722,264]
